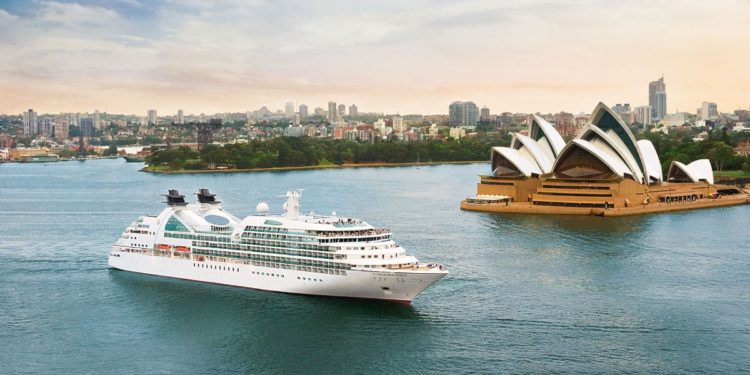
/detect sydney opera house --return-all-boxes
[461,103,747,216]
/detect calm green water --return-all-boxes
[1,159,749,374]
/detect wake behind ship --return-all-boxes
[109,189,447,303]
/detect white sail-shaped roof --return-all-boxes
[530,114,565,157]
[579,124,644,183]
[589,103,649,183]
[512,133,555,173]
[491,146,542,177]
[668,159,714,184]
[637,140,663,183]
[552,139,632,179]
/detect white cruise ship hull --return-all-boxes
[109,248,446,303]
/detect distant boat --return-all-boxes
[20,154,60,163]
[123,155,146,163]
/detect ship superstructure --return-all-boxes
[109,189,447,303]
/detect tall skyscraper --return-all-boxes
[327,101,338,122]
[349,104,358,117]
[80,118,94,138]
[23,109,38,135]
[338,104,346,117]
[649,76,667,121]
[147,109,157,125]
[701,102,718,120]
[93,110,102,130]
[284,102,295,117]
[177,109,184,124]
[298,104,308,118]
[449,101,479,126]
[54,113,69,140]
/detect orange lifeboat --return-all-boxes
[175,246,190,252]
[157,244,171,250]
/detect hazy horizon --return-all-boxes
[1,0,749,115]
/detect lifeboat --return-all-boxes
[175,246,190,252]
[157,244,171,250]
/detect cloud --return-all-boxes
[0,0,749,114]
[38,1,119,26]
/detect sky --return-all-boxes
[0,0,749,116]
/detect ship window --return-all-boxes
[165,216,189,232]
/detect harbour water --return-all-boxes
[1,159,749,373]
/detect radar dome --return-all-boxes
[256,202,269,215]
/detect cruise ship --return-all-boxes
[109,189,447,303]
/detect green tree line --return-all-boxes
[147,136,504,170]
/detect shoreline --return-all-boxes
[141,160,488,174]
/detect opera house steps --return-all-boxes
[461,102,749,216]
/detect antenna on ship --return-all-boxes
[196,188,220,204]
[162,189,187,206]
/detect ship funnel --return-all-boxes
[162,189,187,206]
[283,190,301,218]
[197,188,220,204]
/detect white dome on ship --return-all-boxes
[256,202,269,215]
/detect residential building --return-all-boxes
[80,118,94,137]
[177,109,184,124]
[701,102,718,120]
[298,104,308,118]
[449,101,479,126]
[349,104,358,117]
[93,110,102,130]
[54,113,69,140]
[23,109,38,135]
[392,116,406,133]
[649,76,667,121]
[147,109,157,125]
[449,127,466,139]
[338,104,346,117]
[635,106,652,125]
[480,106,490,119]
[662,113,687,127]
[285,102,295,117]
[327,101,337,122]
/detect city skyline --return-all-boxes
[1,0,749,115]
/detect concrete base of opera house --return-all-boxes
[460,194,749,217]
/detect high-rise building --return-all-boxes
[327,101,338,122]
[392,116,406,133]
[285,102,295,117]
[54,113,69,141]
[80,118,94,137]
[449,101,479,126]
[480,106,490,119]
[314,107,324,116]
[635,106,652,125]
[612,103,631,115]
[177,109,184,124]
[93,110,102,130]
[147,109,157,125]
[298,104,308,118]
[649,77,667,121]
[701,102,718,120]
[349,104,358,117]
[23,109,38,135]
[338,104,346,117]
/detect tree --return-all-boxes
[705,142,734,171]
